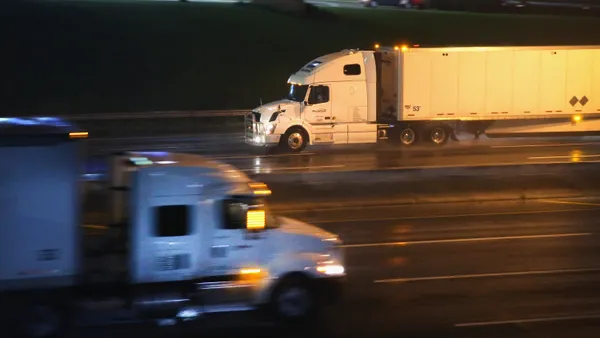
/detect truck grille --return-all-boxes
[155,254,191,271]
[245,112,261,140]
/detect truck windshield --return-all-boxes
[286,84,309,102]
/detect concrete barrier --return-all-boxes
[250,162,600,185]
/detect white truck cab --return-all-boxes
[0,118,345,338]
[118,151,346,317]
[245,49,379,152]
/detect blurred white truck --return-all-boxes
[0,117,345,338]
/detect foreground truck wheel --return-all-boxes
[280,127,308,153]
[271,275,317,323]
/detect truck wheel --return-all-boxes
[400,127,417,146]
[280,127,308,153]
[429,126,448,145]
[271,275,317,324]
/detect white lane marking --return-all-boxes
[240,164,345,172]
[539,199,600,207]
[529,154,600,160]
[492,142,599,149]
[341,232,591,249]
[309,207,600,224]
[374,267,600,284]
[455,313,600,327]
[214,153,316,160]
[372,159,600,172]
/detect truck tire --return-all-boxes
[280,127,308,153]
[428,126,449,145]
[271,275,317,324]
[400,127,417,146]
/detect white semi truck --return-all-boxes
[245,45,600,152]
[0,117,345,338]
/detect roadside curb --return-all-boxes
[270,190,600,212]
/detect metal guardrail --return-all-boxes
[55,109,250,121]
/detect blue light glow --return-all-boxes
[0,118,38,125]
[0,117,72,128]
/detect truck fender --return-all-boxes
[282,124,312,145]
[255,252,325,304]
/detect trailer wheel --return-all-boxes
[280,127,308,153]
[400,127,417,146]
[429,126,448,145]
[271,274,317,324]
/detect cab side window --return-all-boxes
[307,85,330,105]
[343,64,361,76]
[154,205,191,237]
[222,199,248,230]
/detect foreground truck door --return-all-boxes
[200,196,268,311]
[148,197,199,282]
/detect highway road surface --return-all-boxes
[77,195,600,338]
[85,135,600,176]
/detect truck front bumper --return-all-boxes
[244,113,280,147]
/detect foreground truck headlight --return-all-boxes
[316,263,345,276]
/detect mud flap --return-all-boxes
[450,129,459,142]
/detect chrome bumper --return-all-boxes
[244,113,280,147]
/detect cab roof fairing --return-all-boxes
[124,151,259,197]
[287,49,367,86]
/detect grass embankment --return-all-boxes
[3,0,600,116]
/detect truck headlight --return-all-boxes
[317,264,345,276]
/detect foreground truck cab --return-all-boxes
[0,118,345,338]
[246,45,600,152]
